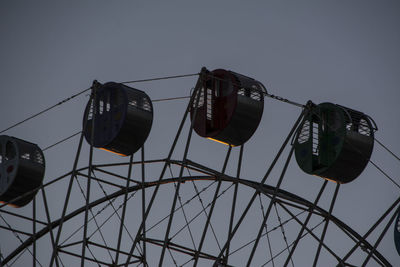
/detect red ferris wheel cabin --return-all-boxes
[191,68,266,146]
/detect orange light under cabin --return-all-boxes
[207,137,233,147]
[313,175,341,184]
[99,147,127,157]
[0,201,19,208]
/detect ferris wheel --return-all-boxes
[0,67,399,266]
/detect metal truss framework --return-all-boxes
[0,84,397,267]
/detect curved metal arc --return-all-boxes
[1,171,390,266]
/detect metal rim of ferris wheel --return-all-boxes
[0,67,399,266]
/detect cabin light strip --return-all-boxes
[99,148,127,157]
[313,175,341,184]
[0,201,19,208]
[207,137,234,147]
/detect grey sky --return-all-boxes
[1,1,399,266]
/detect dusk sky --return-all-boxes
[1,1,399,266]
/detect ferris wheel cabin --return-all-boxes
[0,135,45,207]
[294,102,376,183]
[83,82,153,156]
[190,68,266,146]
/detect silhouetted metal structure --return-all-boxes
[294,102,376,183]
[0,71,396,267]
[83,82,153,156]
[0,135,45,207]
[191,68,266,146]
[395,209,400,255]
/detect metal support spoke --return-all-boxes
[261,219,325,267]
[0,225,32,236]
[213,109,306,265]
[273,203,294,267]
[246,145,295,267]
[227,209,305,259]
[275,200,343,263]
[87,240,141,260]
[124,69,207,267]
[170,182,235,241]
[225,145,244,264]
[92,167,141,185]
[141,147,147,266]
[158,83,203,267]
[193,145,232,267]
[33,197,36,267]
[41,188,62,267]
[148,179,217,236]
[49,128,86,267]
[60,188,130,247]
[115,154,134,265]
[168,165,197,251]
[258,194,275,267]
[76,171,125,189]
[88,170,142,256]
[0,214,43,267]
[74,176,115,263]
[313,183,340,267]
[58,249,107,266]
[342,196,400,262]
[85,245,101,267]
[361,206,399,267]
[0,209,47,226]
[166,247,179,267]
[186,167,221,250]
[81,82,97,267]
[283,180,328,266]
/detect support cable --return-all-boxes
[246,144,296,267]
[170,183,235,241]
[121,73,199,84]
[43,131,82,151]
[158,84,202,267]
[115,155,135,265]
[225,145,244,263]
[342,196,400,262]
[213,109,307,265]
[375,137,400,162]
[87,191,139,242]
[0,246,10,267]
[369,159,400,189]
[0,88,90,134]
[89,170,144,258]
[312,183,340,267]
[283,180,328,266]
[85,245,101,267]
[0,72,198,134]
[192,145,233,267]
[258,194,275,267]
[167,165,197,251]
[186,168,222,250]
[206,71,305,108]
[74,176,114,263]
[59,189,121,246]
[124,75,205,267]
[166,247,179,267]
[261,220,325,267]
[361,206,399,267]
[273,203,294,267]
[145,180,216,235]
[81,83,97,267]
[41,188,63,267]
[0,214,43,267]
[227,209,306,258]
